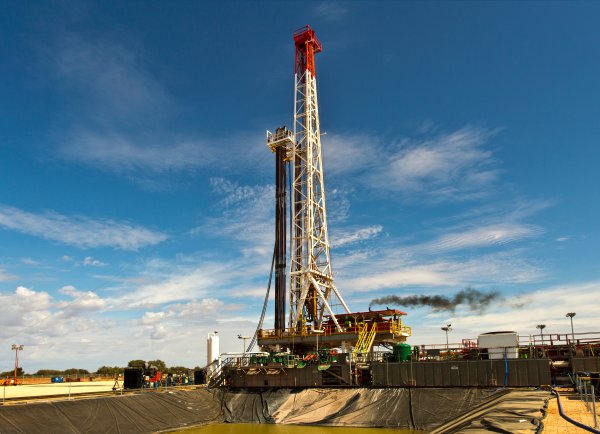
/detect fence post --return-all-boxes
[592,384,598,428]
[584,381,590,411]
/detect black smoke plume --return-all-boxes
[370,287,500,313]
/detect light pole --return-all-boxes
[11,344,24,385]
[441,324,452,356]
[237,335,251,359]
[536,324,546,357]
[566,312,576,345]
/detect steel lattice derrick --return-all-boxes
[290,26,350,333]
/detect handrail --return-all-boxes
[258,320,412,340]
[363,323,378,353]
[352,323,368,355]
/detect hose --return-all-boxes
[552,388,600,433]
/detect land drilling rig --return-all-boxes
[256,26,411,357]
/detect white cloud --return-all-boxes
[21,258,41,266]
[150,324,168,340]
[332,225,383,247]
[336,249,543,294]
[169,298,226,320]
[61,255,74,262]
[141,311,170,325]
[0,204,168,250]
[110,262,224,308]
[429,281,600,342]
[345,264,452,291]
[83,256,106,267]
[57,285,106,313]
[232,286,273,298]
[0,286,52,329]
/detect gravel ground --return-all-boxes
[543,387,599,433]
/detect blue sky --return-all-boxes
[1,1,599,371]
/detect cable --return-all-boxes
[246,245,276,353]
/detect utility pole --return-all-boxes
[566,312,576,357]
[566,312,576,344]
[441,324,452,357]
[237,335,251,359]
[536,324,546,357]
[11,344,24,385]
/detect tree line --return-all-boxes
[3,360,199,377]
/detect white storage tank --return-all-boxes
[478,331,519,359]
[207,331,220,375]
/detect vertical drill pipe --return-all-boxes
[274,146,287,333]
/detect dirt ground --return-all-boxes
[543,387,599,433]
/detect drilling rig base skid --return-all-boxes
[257,309,411,352]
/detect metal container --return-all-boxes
[123,367,143,389]
[478,331,519,360]
[207,332,220,376]
[393,343,412,362]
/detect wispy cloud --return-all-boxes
[323,126,499,202]
[48,35,266,182]
[419,223,542,253]
[194,178,275,255]
[314,1,348,21]
[332,225,383,247]
[372,127,499,200]
[59,129,217,174]
[0,267,18,282]
[52,35,171,124]
[0,204,168,250]
[322,133,378,175]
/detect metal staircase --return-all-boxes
[206,358,234,389]
[353,323,378,355]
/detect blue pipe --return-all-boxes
[503,353,508,387]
